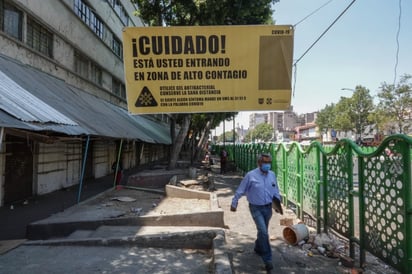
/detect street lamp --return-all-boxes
[341,88,362,143]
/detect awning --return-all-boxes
[0,54,171,144]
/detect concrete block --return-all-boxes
[280,218,294,226]
[166,185,210,200]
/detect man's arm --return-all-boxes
[230,173,250,212]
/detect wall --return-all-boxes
[36,142,82,194]
[1,0,137,107]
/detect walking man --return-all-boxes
[230,153,282,271]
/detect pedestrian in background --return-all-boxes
[220,148,228,174]
[112,160,123,185]
[230,153,282,272]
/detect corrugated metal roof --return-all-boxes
[0,54,171,144]
[0,70,77,125]
[0,109,33,130]
[130,114,171,144]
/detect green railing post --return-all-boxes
[345,143,355,258]
[282,145,288,208]
[358,150,366,267]
[297,145,303,220]
[402,140,412,273]
[322,152,328,234]
[315,145,322,233]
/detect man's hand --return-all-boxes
[272,197,283,215]
[230,206,237,212]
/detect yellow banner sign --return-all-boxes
[122,25,294,114]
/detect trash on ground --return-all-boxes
[110,196,137,202]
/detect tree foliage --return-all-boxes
[132,0,278,26]
[245,123,273,142]
[217,130,237,143]
[350,86,374,136]
[316,86,374,138]
[376,74,412,134]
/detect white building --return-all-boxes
[249,112,267,129]
[0,0,171,206]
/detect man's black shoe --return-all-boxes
[264,261,273,271]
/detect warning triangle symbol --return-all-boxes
[135,86,158,107]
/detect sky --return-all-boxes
[214,0,412,135]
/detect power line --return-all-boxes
[291,0,357,98]
[294,0,335,28]
[294,0,357,66]
[393,0,402,86]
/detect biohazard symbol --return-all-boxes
[135,86,158,107]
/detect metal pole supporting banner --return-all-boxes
[77,135,90,203]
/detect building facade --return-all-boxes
[248,112,267,129]
[0,0,171,206]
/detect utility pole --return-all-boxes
[341,88,362,142]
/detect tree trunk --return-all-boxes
[168,114,191,169]
[193,120,212,161]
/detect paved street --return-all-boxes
[0,166,401,274]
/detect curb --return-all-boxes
[24,228,233,274]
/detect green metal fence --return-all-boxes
[214,134,412,273]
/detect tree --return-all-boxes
[317,86,374,140]
[191,112,236,161]
[349,86,374,139]
[316,103,336,134]
[368,108,391,135]
[376,74,412,134]
[168,114,191,169]
[217,130,237,143]
[131,0,280,168]
[245,123,273,142]
[133,0,278,26]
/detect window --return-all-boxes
[112,36,122,58]
[75,50,104,86]
[74,51,89,79]
[74,0,104,39]
[0,0,23,40]
[112,78,126,98]
[90,63,102,85]
[26,17,53,58]
[107,0,129,26]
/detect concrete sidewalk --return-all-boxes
[0,167,401,274]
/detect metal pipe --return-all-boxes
[0,127,4,153]
[113,139,124,188]
[77,135,90,203]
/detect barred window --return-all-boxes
[0,0,22,40]
[75,51,104,86]
[74,0,104,39]
[112,36,122,58]
[107,0,129,26]
[74,51,89,79]
[90,63,102,86]
[26,17,53,58]
[112,78,126,98]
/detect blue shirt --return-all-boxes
[231,167,280,208]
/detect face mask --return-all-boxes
[261,163,271,172]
